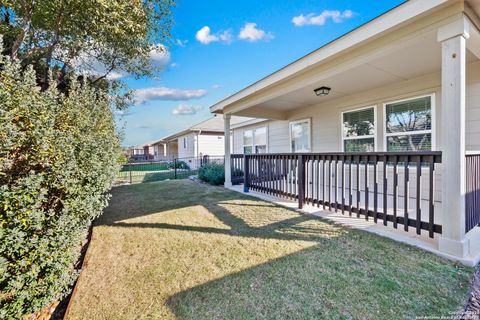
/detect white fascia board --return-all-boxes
[231,118,269,129]
[210,0,449,113]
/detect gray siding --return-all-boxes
[177,133,196,159]
[198,134,224,156]
[466,60,480,151]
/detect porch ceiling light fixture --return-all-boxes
[314,86,331,96]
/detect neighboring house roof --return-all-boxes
[148,116,256,145]
[209,0,479,114]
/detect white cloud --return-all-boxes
[196,26,219,44]
[72,44,172,80]
[113,110,135,116]
[212,84,220,89]
[172,104,203,115]
[195,26,233,44]
[136,125,153,129]
[106,71,126,80]
[176,39,188,47]
[292,10,354,26]
[149,45,171,68]
[135,87,207,104]
[238,23,273,42]
[219,30,233,43]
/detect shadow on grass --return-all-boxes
[165,243,469,320]
[99,179,343,243]
[97,180,472,319]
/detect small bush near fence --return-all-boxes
[0,58,121,317]
[170,160,189,170]
[198,163,225,186]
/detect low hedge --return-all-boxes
[198,163,225,185]
[169,160,189,170]
[0,56,121,317]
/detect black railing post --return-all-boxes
[174,158,177,179]
[244,155,250,192]
[298,154,305,209]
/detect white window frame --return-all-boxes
[183,137,187,149]
[341,105,377,152]
[289,118,312,153]
[243,126,268,154]
[243,129,253,154]
[383,93,436,152]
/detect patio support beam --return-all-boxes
[224,114,232,187]
[437,17,470,258]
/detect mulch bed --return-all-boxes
[25,225,94,320]
[462,268,480,319]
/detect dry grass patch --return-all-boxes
[67,180,473,319]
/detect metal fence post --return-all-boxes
[298,154,305,209]
[243,155,250,193]
[129,168,132,184]
[174,158,177,179]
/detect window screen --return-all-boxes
[342,107,375,152]
[290,120,311,152]
[385,96,432,151]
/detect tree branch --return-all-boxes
[10,1,34,60]
[91,58,117,85]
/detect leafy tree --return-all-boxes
[1,0,174,87]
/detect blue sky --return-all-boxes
[119,0,406,147]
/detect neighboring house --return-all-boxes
[210,0,480,264]
[148,140,173,161]
[148,116,254,162]
[143,144,155,160]
[124,145,150,161]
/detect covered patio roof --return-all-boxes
[210,0,480,120]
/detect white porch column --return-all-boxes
[438,18,470,257]
[224,113,232,187]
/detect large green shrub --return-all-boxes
[0,55,121,318]
[198,163,225,186]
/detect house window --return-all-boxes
[290,119,311,152]
[183,137,187,149]
[243,130,253,154]
[243,127,267,154]
[342,107,375,152]
[254,127,267,153]
[385,95,433,151]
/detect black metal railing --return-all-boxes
[231,154,244,185]
[466,153,480,233]
[243,152,442,238]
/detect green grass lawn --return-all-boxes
[67,180,473,319]
[120,162,171,172]
[116,169,195,184]
[120,161,190,172]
